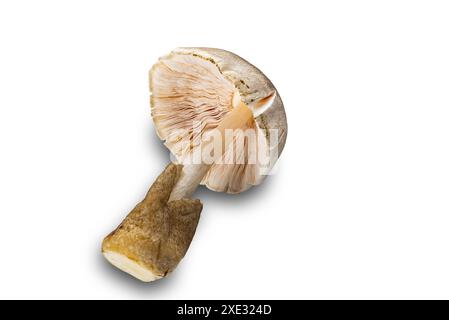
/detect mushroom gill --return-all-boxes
[150,52,269,194]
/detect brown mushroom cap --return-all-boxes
[150,47,288,194]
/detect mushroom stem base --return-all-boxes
[103,250,162,282]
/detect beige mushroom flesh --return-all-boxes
[102,48,288,282]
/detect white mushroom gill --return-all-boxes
[150,52,273,194]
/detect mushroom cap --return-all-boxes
[150,47,288,194]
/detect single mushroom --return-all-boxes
[102,48,287,282]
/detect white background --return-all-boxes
[0,1,448,299]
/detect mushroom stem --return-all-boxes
[102,103,254,282]
[168,102,254,201]
[102,164,202,282]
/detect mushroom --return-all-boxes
[102,48,288,282]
